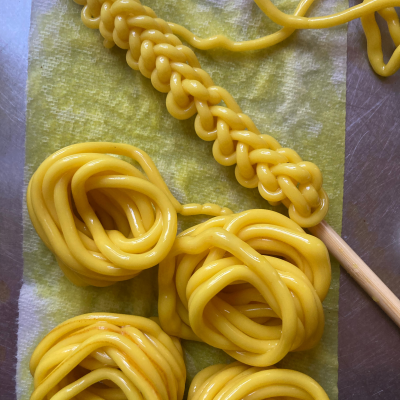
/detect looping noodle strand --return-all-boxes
[27,142,232,287]
[189,362,330,400]
[29,313,186,400]
[158,209,331,366]
[171,0,400,77]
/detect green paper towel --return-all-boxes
[17,0,346,398]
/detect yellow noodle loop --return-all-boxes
[73,0,329,228]
[171,0,400,77]
[158,209,331,366]
[29,313,186,400]
[27,142,231,287]
[189,362,330,400]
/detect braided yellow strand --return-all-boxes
[29,313,186,400]
[74,0,329,228]
[27,142,231,287]
[172,0,400,77]
[189,362,330,400]
[158,209,331,367]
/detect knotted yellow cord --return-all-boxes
[171,0,400,77]
[27,142,231,287]
[158,209,331,366]
[73,0,329,228]
[188,362,330,400]
[29,313,186,400]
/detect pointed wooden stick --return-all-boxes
[308,220,400,328]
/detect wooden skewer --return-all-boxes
[309,220,400,328]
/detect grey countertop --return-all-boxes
[0,1,31,398]
[1,1,399,398]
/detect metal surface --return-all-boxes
[338,9,400,399]
[0,1,399,399]
[0,0,31,397]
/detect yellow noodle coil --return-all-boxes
[158,209,331,367]
[27,142,231,287]
[29,313,186,400]
[188,362,330,400]
[73,0,329,228]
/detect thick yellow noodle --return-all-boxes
[158,209,331,366]
[29,313,186,400]
[73,0,329,228]
[27,142,231,287]
[189,362,330,400]
[27,142,331,362]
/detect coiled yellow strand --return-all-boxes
[27,142,231,287]
[29,313,186,400]
[189,362,330,400]
[74,0,329,228]
[158,209,331,366]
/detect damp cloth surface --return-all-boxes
[17,0,347,398]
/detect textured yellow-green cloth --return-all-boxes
[17,0,347,398]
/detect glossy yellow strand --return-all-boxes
[29,313,186,400]
[171,0,400,77]
[189,362,330,400]
[158,209,331,367]
[27,142,232,287]
[169,0,316,51]
[74,0,329,228]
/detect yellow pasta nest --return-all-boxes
[27,142,231,287]
[73,0,329,228]
[29,313,186,400]
[188,362,330,400]
[158,209,331,367]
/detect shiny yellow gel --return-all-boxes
[171,0,400,77]
[188,362,330,400]
[73,0,329,228]
[29,313,186,400]
[27,142,232,287]
[158,209,331,367]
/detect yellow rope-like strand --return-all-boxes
[75,0,329,228]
